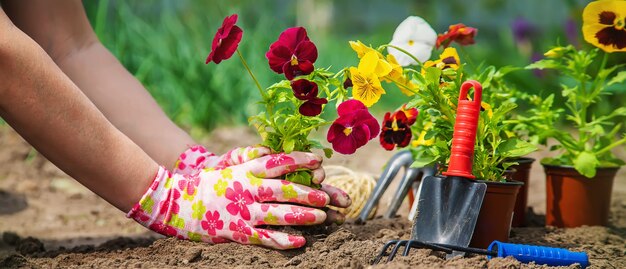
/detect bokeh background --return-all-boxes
[81,0,625,138]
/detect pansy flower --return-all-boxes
[266,27,318,80]
[436,23,477,49]
[423,47,461,72]
[327,100,380,154]
[299,97,328,117]
[388,16,437,66]
[206,14,243,64]
[380,105,419,150]
[382,54,418,97]
[582,0,626,52]
[350,51,389,107]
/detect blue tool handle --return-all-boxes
[487,241,589,268]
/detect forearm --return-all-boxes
[56,42,195,168]
[2,0,196,168]
[0,15,156,212]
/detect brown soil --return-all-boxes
[1,126,625,269]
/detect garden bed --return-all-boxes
[1,126,625,268]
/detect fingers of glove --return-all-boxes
[216,146,271,168]
[323,208,346,225]
[256,179,330,207]
[254,203,326,226]
[223,220,306,250]
[311,167,325,185]
[244,152,322,178]
[321,184,352,208]
[251,228,306,250]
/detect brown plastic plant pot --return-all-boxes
[544,165,618,228]
[469,180,523,249]
[509,157,536,227]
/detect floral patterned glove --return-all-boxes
[128,151,338,249]
[172,145,352,211]
[173,145,271,175]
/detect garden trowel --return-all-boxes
[410,80,486,256]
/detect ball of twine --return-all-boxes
[324,165,377,220]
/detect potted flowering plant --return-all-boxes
[343,17,536,248]
[525,0,626,228]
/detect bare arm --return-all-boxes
[0,9,156,212]
[1,0,195,168]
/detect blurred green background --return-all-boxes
[81,0,624,136]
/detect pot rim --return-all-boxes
[475,179,524,186]
[542,164,621,171]
[510,157,536,164]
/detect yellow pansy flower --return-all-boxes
[349,40,380,58]
[481,101,494,119]
[412,121,435,147]
[382,54,418,96]
[350,51,387,107]
[582,0,626,52]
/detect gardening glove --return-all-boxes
[128,152,344,249]
[172,145,271,175]
[172,145,352,213]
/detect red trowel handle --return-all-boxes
[442,80,482,179]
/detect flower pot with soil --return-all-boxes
[544,165,618,227]
[470,180,523,248]
[509,157,535,227]
[525,1,626,228]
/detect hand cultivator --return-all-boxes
[373,239,589,268]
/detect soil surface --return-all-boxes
[1,125,625,269]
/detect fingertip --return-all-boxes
[324,209,346,225]
[311,168,326,185]
[321,184,352,208]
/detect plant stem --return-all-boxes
[596,136,626,155]
[379,44,424,69]
[237,49,267,100]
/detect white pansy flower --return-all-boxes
[387,16,437,66]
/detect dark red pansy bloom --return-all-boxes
[300,97,328,117]
[343,77,353,89]
[206,14,243,64]
[266,27,318,80]
[327,100,379,154]
[380,106,419,150]
[291,79,319,100]
[436,23,477,49]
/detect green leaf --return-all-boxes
[608,71,626,86]
[525,59,560,70]
[574,151,599,178]
[283,139,295,153]
[285,171,312,186]
[323,148,334,159]
[497,138,538,158]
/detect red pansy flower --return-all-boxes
[380,106,419,151]
[266,27,318,80]
[327,100,380,154]
[291,79,318,100]
[206,14,243,64]
[299,97,328,117]
[436,23,477,49]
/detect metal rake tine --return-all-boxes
[402,240,453,256]
[384,167,422,219]
[357,151,413,223]
[372,240,400,264]
[386,240,409,262]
